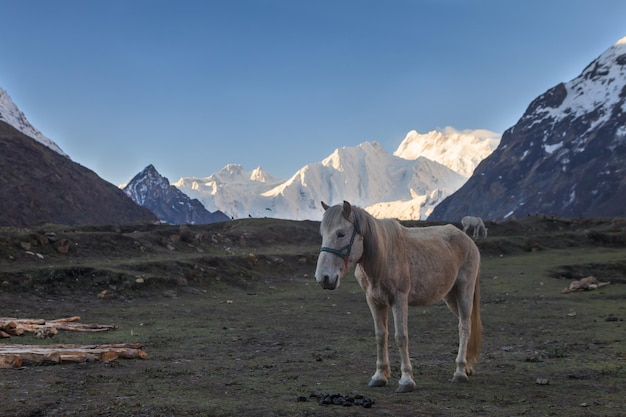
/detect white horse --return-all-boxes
[461,216,488,238]
[315,201,482,393]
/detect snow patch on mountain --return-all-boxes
[0,87,68,157]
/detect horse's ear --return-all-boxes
[342,200,352,220]
[321,201,330,211]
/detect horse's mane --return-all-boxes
[351,206,406,280]
[322,204,406,278]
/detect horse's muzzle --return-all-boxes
[318,274,338,290]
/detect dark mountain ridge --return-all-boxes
[0,121,157,227]
[429,37,626,221]
[123,164,230,225]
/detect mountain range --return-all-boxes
[2,36,626,225]
[170,129,499,221]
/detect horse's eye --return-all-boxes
[337,231,346,239]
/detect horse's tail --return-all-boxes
[467,272,482,369]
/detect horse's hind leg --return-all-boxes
[445,284,473,383]
[366,296,391,388]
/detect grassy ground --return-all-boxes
[0,217,624,416]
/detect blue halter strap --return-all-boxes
[320,214,361,263]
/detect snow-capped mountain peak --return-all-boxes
[429,35,626,221]
[394,127,500,177]
[0,87,68,157]
[123,164,230,224]
[521,36,626,137]
[249,166,275,183]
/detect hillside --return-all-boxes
[0,121,157,227]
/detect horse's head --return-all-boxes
[314,200,364,290]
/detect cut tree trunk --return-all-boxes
[0,316,117,338]
[0,343,147,368]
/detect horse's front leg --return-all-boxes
[366,296,390,388]
[391,297,416,393]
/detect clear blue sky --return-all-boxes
[1,1,625,186]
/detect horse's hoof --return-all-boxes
[451,372,469,383]
[368,378,387,388]
[395,382,416,393]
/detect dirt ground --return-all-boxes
[0,216,625,416]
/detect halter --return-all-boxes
[320,214,361,267]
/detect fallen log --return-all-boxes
[561,276,611,293]
[0,317,117,338]
[0,343,147,368]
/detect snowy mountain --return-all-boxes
[171,133,496,221]
[172,164,283,218]
[123,165,230,225]
[430,36,626,221]
[0,87,68,157]
[394,128,500,177]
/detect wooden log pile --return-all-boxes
[0,316,147,368]
[0,316,116,338]
[0,343,147,368]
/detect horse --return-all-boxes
[461,216,488,238]
[314,201,482,393]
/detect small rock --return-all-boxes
[536,378,549,385]
[56,239,72,254]
[98,290,114,299]
[162,290,177,298]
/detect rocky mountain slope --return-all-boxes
[0,120,157,227]
[429,36,626,221]
[123,165,230,224]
